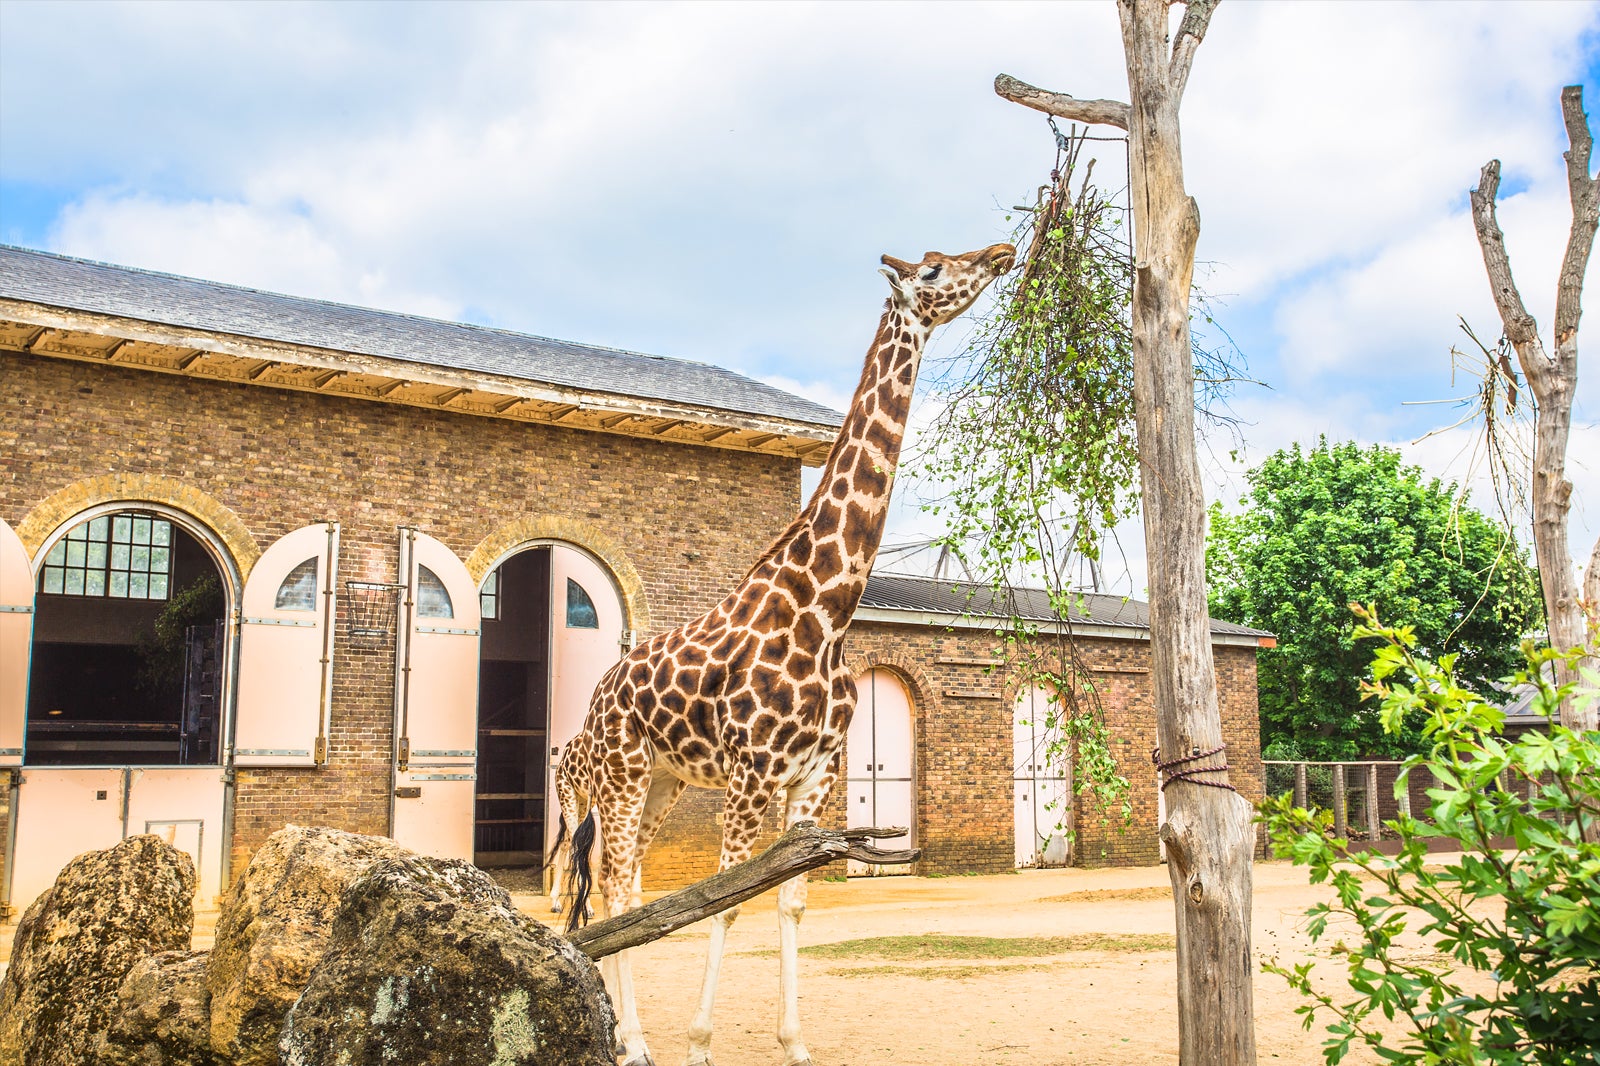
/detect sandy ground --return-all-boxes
[509,860,1389,1066]
[2,859,1429,1064]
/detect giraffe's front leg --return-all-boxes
[684,770,773,1066]
[775,765,837,1066]
[597,794,656,1066]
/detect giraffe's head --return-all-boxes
[879,243,1016,326]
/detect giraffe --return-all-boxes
[556,241,1015,1066]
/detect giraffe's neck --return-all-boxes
[786,302,929,598]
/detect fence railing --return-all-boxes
[1263,759,1548,848]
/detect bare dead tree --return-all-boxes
[1470,85,1600,734]
[995,2,1258,1062]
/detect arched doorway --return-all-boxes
[28,508,231,767]
[6,505,239,913]
[473,542,627,867]
[1014,685,1073,868]
[845,668,915,876]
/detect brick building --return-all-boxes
[0,246,1266,914]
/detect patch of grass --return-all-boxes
[829,962,1052,980]
[1039,886,1173,904]
[797,932,1175,960]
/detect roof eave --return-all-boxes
[0,297,838,465]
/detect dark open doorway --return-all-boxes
[474,548,550,866]
[27,510,227,766]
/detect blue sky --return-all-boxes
[3,0,1598,597]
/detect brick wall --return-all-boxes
[2,352,801,879]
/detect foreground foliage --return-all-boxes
[1260,607,1600,1064]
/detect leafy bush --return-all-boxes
[1260,605,1600,1064]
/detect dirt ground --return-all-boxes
[2,859,1419,1064]
[510,859,1389,1066]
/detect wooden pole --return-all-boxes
[1333,764,1347,840]
[995,4,1257,1061]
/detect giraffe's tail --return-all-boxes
[565,809,598,935]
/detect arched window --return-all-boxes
[274,558,318,611]
[565,578,598,628]
[417,565,454,618]
[480,568,500,620]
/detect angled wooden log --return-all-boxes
[566,821,916,960]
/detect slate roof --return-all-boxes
[0,245,843,429]
[861,572,1272,639]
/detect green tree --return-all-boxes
[1207,439,1539,759]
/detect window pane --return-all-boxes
[88,516,108,540]
[110,572,128,597]
[151,546,170,573]
[45,542,65,566]
[113,516,131,542]
[66,525,87,543]
[480,570,499,620]
[416,566,453,618]
[130,573,149,598]
[65,570,85,595]
[133,517,151,543]
[152,521,171,546]
[65,541,86,567]
[111,543,130,569]
[131,545,150,571]
[566,578,599,629]
[86,571,106,596]
[150,574,169,599]
[275,558,319,611]
[87,541,107,568]
[42,568,63,594]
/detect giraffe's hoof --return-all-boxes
[551,900,564,915]
[621,1056,656,1066]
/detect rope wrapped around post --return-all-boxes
[1151,742,1237,793]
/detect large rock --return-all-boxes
[0,834,196,1066]
[98,949,222,1066]
[280,855,615,1066]
[206,824,413,1066]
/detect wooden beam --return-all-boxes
[493,397,526,414]
[599,413,634,429]
[651,419,684,435]
[546,403,580,422]
[701,426,738,443]
[247,360,278,380]
[175,349,207,370]
[376,379,406,396]
[434,387,469,406]
[566,823,916,960]
[103,339,130,361]
[744,433,780,448]
[311,369,346,388]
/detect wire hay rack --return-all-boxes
[343,581,403,647]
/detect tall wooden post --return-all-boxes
[1333,764,1347,840]
[996,3,1256,1061]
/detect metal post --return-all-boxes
[1294,763,1308,809]
[1366,763,1381,841]
[1333,764,1348,839]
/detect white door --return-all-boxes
[392,529,480,861]
[234,523,339,766]
[1014,685,1072,868]
[845,668,914,876]
[0,517,32,767]
[544,544,628,853]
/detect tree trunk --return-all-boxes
[998,3,1258,1061]
[1469,86,1599,736]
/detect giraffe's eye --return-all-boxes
[919,264,941,282]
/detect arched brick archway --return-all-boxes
[466,514,650,636]
[17,474,259,582]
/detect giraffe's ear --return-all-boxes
[878,267,911,306]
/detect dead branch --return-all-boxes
[993,73,1131,131]
[566,823,916,960]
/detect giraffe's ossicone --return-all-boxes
[554,241,1015,1066]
